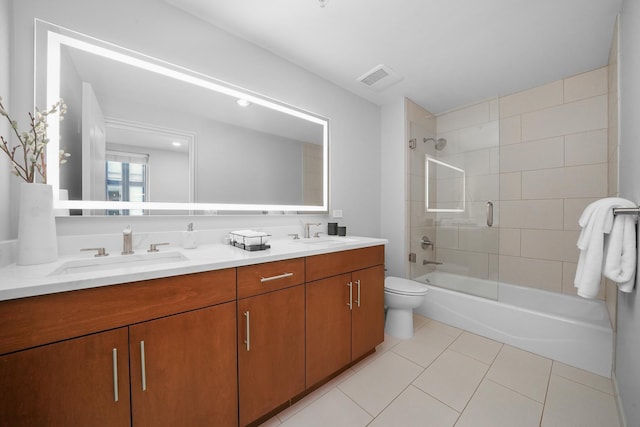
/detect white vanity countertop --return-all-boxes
[0,236,387,302]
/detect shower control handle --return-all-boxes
[486,201,494,227]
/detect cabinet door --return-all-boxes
[0,328,130,426]
[129,302,238,427]
[352,265,385,361]
[306,273,352,386]
[238,285,305,426]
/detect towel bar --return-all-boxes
[613,207,640,216]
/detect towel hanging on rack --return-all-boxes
[574,198,637,299]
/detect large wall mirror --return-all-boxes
[35,20,329,215]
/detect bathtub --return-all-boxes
[413,271,613,378]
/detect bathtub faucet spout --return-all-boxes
[423,260,443,265]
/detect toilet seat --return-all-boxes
[384,277,429,296]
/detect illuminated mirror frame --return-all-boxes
[425,156,465,213]
[40,20,329,214]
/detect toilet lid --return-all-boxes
[385,277,429,296]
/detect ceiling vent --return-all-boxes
[357,64,403,91]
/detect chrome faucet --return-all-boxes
[423,260,443,265]
[304,223,321,239]
[122,225,134,255]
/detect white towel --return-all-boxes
[574,198,637,298]
[603,213,637,292]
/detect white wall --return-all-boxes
[380,98,406,277]
[0,0,11,240]
[616,1,640,425]
[7,0,381,238]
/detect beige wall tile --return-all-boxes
[500,115,521,146]
[499,255,563,292]
[458,227,499,254]
[500,80,564,118]
[501,199,564,230]
[564,67,608,103]
[605,280,617,330]
[521,229,580,263]
[437,101,491,134]
[499,137,564,173]
[563,198,599,231]
[565,129,607,166]
[459,120,499,152]
[499,228,521,256]
[521,95,607,141]
[564,164,608,199]
[489,254,499,281]
[436,226,459,250]
[464,148,493,177]
[466,174,499,202]
[437,248,490,279]
[522,164,607,199]
[500,173,521,200]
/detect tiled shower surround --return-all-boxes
[416,66,611,300]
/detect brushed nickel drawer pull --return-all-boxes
[355,279,361,308]
[140,341,147,391]
[112,348,119,402]
[260,272,294,283]
[347,282,353,310]
[244,311,251,351]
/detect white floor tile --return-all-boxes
[391,325,457,367]
[413,314,431,330]
[551,361,614,395]
[279,388,372,427]
[421,319,463,337]
[455,380,543,427]
[277,368,356,422]
[368,385,459,427]
[259,416,282,426]
[448,331,502,365]
[486,344,552,402]
[413,349,489,411]
[541,374,620,427]
[338,350,423,417]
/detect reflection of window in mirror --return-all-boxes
[106,151,149,215]
[425,156,465,213]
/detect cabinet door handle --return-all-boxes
[112,348,119,402]
[244,311,251,351]
[140,341,147,391]
[347,282,353,310]
[355,279,361,308]
[486,201,494,227]
[260,272,294,282]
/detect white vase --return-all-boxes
[17,183,58,265]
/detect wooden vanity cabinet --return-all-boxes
[305,246,385,385]
[237,259,306,426]
[129,302,238,426]
[0,328,131,427]
[0,268,237,427]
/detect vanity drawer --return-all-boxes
[0,268,236,355]
[306,245,384,282]
[237,258,305,299]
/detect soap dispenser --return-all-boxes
[182,222,198,249]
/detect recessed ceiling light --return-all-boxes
[237,99,250,107]
[172,141,182,147]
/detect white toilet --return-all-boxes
[384,276,429,339]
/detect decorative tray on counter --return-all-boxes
[229,230,271,251]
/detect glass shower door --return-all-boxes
[408,99,500,300]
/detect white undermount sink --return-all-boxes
[296,236,358,245]
[50,251,189,275]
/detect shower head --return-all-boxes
[423,137,447,151]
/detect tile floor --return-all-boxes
[260,315,621,427]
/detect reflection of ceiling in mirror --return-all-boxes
[106,125,190,153]
[64,46,324,145]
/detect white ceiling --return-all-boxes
[165,0,621,114]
